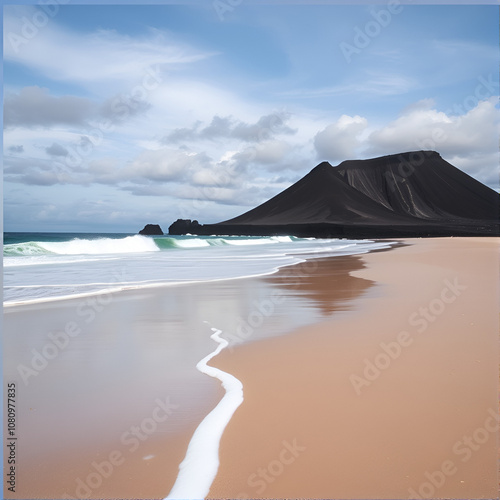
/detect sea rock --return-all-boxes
[139,224,164,235]
[168,219,201,235]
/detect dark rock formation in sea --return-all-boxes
[168,151,499,238]
[139,224,164,235]
[168,219,201,235]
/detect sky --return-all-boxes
[3,1,500,233]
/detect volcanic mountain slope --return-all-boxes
[218,160,415,226]
[335,151,498,222]
[169,151,499,237]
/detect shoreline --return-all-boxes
[3,237,497,499]
[3,237,393,308]
[4,243,379,499]
[208,237,499,499]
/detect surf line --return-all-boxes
[164,325,244,500]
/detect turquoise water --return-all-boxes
[4,232,392,304]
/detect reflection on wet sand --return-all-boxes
[3,250,385,499]
[266,254,376,316]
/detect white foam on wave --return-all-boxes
[4,237,397,305]
[273,235,293,243]
[3,241,49,256]
[3,253,125,267]
[38,235,159,255]
[164,326,243,500]
[224,237,277,246]
[173,238,211,249]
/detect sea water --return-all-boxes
[4,232,392,305]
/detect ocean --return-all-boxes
[4,232,392,305]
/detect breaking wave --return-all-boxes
[5,234,301,257]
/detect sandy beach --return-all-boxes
[208,237,499,499]
[3,237,498,499]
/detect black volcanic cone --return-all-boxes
[169,151,499,237]
[220,161,414,226]
[218,151,499,230]
[335,151,499,222]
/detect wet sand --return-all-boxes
[208,238,499,499]
[3,251,374,499]
[3,238,498,499]
[3,287,227,499]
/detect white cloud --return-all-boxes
[127,148,207,183]
[446,152,499,191]
[164,111,295,145]
[314,115,368,162]
[251,140,293,164]
[4,8,214,86]
[4,156,76,186]
[366,97,499,158]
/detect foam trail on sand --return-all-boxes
[164,326,243,500]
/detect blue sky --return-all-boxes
[3,2,499,232]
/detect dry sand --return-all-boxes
[208,237,499,499]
